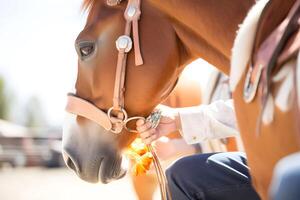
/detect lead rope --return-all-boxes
[113,0,143,111]
[146,111,172,200]
[148,145,172,200]
[126,112,172,200]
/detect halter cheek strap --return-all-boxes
[114,0,143,111]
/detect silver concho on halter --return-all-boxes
[116,35,132,52]
[127,5,137,18]
[107,0,122,6]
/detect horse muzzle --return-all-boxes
[62,113,127,183]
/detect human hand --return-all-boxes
[136,105,178,145]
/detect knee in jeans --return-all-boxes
[207,152,246,166]
[166,159,184,182]
[166,157,193,183]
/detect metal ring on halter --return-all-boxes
[124,116,146,133]
[107,107,128,134]
[124,110,162,133]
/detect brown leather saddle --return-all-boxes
[243,0,300,104]
[243,0,300,131]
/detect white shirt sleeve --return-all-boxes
[177,99,238,144]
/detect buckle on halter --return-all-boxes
[107,107,128,134]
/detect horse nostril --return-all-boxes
[62,151,80,174]
[67,157,76,171]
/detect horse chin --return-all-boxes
[62,113,128,184]
[67,152,127,184]
[98,155,127,184]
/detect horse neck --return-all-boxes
[149,0,255,75]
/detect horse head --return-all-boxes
[62,0,185,184]
[62,0,253,184]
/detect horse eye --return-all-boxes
[76,41,96,60]
[80,46,94,57]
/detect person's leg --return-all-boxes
[270,152,300,200]
[166,152,260,200]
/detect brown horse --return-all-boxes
[62,0,300,199]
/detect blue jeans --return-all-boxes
[270,152,300,200]
[166,152,260,200]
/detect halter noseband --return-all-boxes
[66,0,145,134]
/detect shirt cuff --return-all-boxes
[177,102,238,144]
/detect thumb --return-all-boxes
[136,119,146,127]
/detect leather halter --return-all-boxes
[66,0,144,134]
[66,1,172,199]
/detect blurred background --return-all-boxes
[0,0,214,199]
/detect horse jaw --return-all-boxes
[62,113,127,184]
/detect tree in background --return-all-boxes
[0,77,48,129]
[23,96,48,128]
[0,76,48,129]
[0,76,10,120]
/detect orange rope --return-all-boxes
[125,138,172,200]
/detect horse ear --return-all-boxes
[107,0,122,6]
